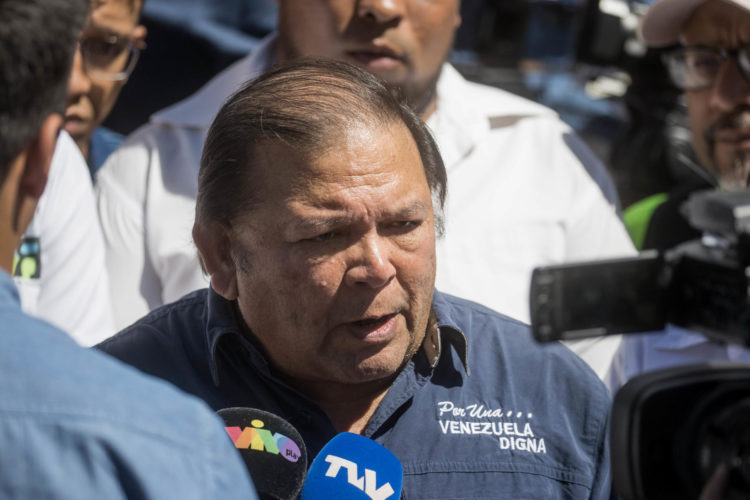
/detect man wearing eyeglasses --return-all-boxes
[65,0,146,175]
[607,0,750,390]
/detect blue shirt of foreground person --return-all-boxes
[0,0,256,497]
[97,59,612,499]
[0,272,257,499]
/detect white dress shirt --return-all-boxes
[607,324,750,392]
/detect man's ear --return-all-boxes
[21,114,61,200]
[11,114,61,234]
[133,24,147,48]
[193,220,239,300]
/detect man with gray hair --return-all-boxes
[99,59,613,499]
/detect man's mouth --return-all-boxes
[347,313,399,342]
[713,130,750,145]
[63,113,87,136]
[346,45,404,71]
[706,108,750,147]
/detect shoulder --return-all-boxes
[2,305,217,447]
[96,290,209,378]
[0,308,252,498]
[438,64,558,121]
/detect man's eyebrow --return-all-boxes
[292,200,431,232]
[293,216,353,233]
[84,24,129,39]
[391,200,431,216]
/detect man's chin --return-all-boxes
[62,120,89,144]
[715,149,750,190]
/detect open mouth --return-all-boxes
[354,315,394,328]
[347,313,398,342]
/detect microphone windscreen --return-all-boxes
[300,432,402,500]
[218,407,307,500]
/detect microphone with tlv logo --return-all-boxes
[300,432,403,500]
[218,407,307,500]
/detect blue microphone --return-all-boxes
[300,432,403,500]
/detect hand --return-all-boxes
[699,464,729,500]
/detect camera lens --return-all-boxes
[684,391,750,497]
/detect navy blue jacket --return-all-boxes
[97,288,611,499]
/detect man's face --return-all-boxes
[64,0,145,154]
[230,121,437,387]
[682,0,750,189]
[277,0,461,116]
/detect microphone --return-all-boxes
[300,432,403,500]
[217,407,307,500]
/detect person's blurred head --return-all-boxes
[276,0,461,119]
[193,59,446,394]
[0,0,89,273]
[64,0,146,159]
[641,0,750,189]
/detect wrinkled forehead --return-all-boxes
[250,121,428,206]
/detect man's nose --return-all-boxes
[357,0,404,24]
[67,47,92,102]
[709,58,750,113]
[344,234,397,289]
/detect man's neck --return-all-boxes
[288,376,395,435]
[413,85,438,121]
[76,137,90,163]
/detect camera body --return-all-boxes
[531,189,750,345]
[529,189,750,499]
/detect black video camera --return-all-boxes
[529,189,750,500]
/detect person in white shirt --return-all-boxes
[97,0,635,378]
[607,0,750,390]
[15,131,114,346]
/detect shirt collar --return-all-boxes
[427,64,487,172]
[204,287,470,385]
[427,64,556,173]
[151,33,278,129]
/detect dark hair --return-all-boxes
[196,58,447,234]
[0,0,89,182]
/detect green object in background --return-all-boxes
[623,193,669,251]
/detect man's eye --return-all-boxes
[689,53,721,72]
[310,231,337,242]
[387,220,420,233]
[81,38,126,63]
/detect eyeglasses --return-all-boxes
[79,27,145,81]
[663,46,750,91]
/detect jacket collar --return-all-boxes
[204,287,470,385]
